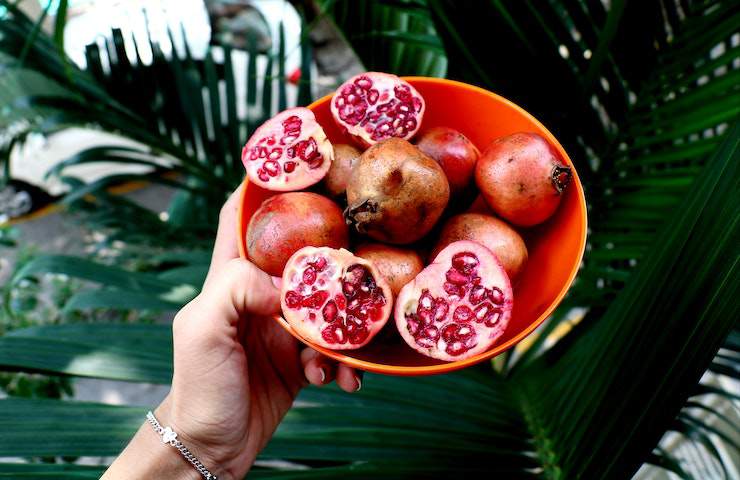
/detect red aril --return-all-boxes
[331,72,425,147]
[395,240,513,361]
[281,246,393,349]
[242,107,333,191]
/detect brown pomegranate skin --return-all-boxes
[324,144,361,198]
[355,243,424,296]
[246,192,349,276]
[431,213,528,281]
[475,132,572,227]
[345,138,450,244]
[416,127,480,195]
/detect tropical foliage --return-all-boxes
[0,0,738,478]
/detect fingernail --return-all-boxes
[354,375,362,392]
[271,276,282,289]
[319,367,326,384]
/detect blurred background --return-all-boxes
[0,1,738,479]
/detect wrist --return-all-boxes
[156,397,235,480]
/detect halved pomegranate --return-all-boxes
[331,72,425,147]
[395,241,513,361]
[280,246,393,350]
[241,107,333,191]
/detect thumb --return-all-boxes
[200,258,281,321]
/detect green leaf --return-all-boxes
[52,0,68,54]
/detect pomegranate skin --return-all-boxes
[475,132,572,227]
[416,127,480,195]
[324,144,361,197]
[355,243,424,296]
[468,194,494,215]
[246,193,349,276]
[280,246,393,350]
[431,213,528,281]
[345,138,450,244]
[395,240,513,361]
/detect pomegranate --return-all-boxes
[431,213,528,280]
[246,192,349,276]
[241,107,333,191]
[355,243,424,296]
[395,240,513,361]
[468,194,494,215]
[475,132,572,226]
[345,138,450,244]
[281,246,393,349]
[331,72,425,147]
[323,143,361,198]
[416,127,480,195]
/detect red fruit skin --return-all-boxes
[280,246,393,350]
[468,194,494,215]
[355,243,424,296]
[395,240,513,362]
[323,143,361,198]
[246,193,349,276]
[331,72,426,148]
[416,127,480,195]
[475,132,572,227]
[431,213,528,281]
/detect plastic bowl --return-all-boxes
[237,77,587,376]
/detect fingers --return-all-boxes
[198,258,281,324]
[300,348,362,392]
[205,184,244,287]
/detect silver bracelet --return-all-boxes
[146,411,219,480]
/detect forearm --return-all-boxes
[102,402,205,480]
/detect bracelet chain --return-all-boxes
[146,411,218,480]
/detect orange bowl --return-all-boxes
[237,77,587,376]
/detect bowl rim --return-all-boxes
[237,76,588,376]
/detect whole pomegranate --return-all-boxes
[475,132,571,226]
[331,72,425,147]
[395,240,513,361]
[281,246,393,349]
[416,127,480,195]
[355,243,424,296]
[431,213,528,280]
[242,107,333,191]
[246,192,348,276]
[345,138,450,244]
[323,144,361,198]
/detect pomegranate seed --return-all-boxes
[250,148,259,160]
[452,252,479,274]
[313,257,328,271]
[412,97,422,112]
[354,76,372,89]
[258,147,268,158]
[418,309,434,325]
[322,325,347,344]
[446,341,467,356]
[283,161,296,173]
[263,160,279,176]
[443,282,465,298]
[421,325,439,341]
[406,315,420,335]
[268,147,282,160]
[285,291,302,309]
[441,324,458,342]
[302,290,329,309]
[257,169,269,182]
[469,285,488,305]
[367,89,379,104]
[434,299,449,322]
[322,300,338,322]
[453,305,473,323]
[489,287,504,305]
[303,266,317,285]
[349,327,370,345]
[445,268,469,285]
[473,302,497,324]
[415,336,436,348]
[394,84,411,101]
[281,135,298,145]
[485,309,502,327]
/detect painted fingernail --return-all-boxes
[354,375,362,392]
[319,367,327,384]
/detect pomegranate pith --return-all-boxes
[395,240,513,361]
[281,246,393,350]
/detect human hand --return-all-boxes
[104,186,362,480]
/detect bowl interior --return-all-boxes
[238,77,587,375]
